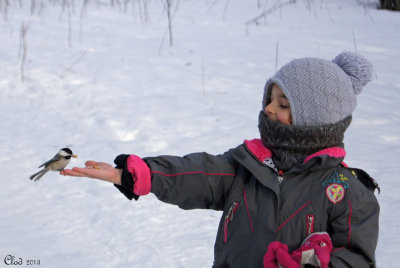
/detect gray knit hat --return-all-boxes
[262,51,374,126]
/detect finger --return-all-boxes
[60,169,87,177]
[85,160,99,167]
[72,167,95,174]
[72,167,105,179]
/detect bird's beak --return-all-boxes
[72,155,78,158]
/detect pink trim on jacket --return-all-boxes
[304,147,346,163]
[332,247,345,253]
[276,201,311,232]
[244,189,254,233]
[348,200,352,248]
[126,155,151,196]
[150,170,235,177]
[244,139,272,162]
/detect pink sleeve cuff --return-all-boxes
[126,155,151,196]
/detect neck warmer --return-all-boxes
[258,111,352,171]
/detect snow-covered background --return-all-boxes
[1,0,399,267]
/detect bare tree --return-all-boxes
[66,0,73,47]
[275,41,279,73]
[380,0,400,11]
[19,22,30,82]
[158,0,180,55]
[352,30,357,53]
[245,0,295,25]
[223,0,232,20]
[60,50,88,78]
[79,0,89,43]
[1,0,10,21]
[136,0,150,24]
[165,0,173,46]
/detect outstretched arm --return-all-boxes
[61,161,122,185]
[62,151,237,207]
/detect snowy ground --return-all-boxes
[0,0,399,267]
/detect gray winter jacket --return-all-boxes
[142,139,379,267]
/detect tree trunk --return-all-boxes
[380,0,400,11]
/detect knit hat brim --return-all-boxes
[262,76,299,126]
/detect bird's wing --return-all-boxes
[38,154,62,168]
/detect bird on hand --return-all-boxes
[30,148,78,182]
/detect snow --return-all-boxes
[0,0,399,267]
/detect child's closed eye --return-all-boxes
[280,103,290,109]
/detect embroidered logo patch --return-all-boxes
[326,183,345,204]
[322,172,350,189]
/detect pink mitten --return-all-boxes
[263,242,300,268]
[290,232,333,268]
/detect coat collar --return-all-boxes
[243,139,346,171]
[229,139,347,195]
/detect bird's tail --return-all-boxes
[29,169,49,182]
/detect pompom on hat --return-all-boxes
[262,51,374,126]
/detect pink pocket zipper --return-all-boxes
[307,214,315,236]
[224,201,239,243]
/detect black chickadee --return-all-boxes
[30,148,78,182]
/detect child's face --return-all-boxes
[264,84,292,125]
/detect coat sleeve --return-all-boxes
[328,174,380,268]
[143,151,237,211]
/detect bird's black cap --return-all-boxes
[61,148,73,155]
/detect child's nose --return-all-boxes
[265,102,275,115]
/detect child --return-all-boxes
[62,51,380,268]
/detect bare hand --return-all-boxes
[60,161,122,185]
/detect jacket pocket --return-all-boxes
[224,201,239,244]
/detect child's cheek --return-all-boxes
[277,112,292,125]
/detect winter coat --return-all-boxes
[123,139,380,267]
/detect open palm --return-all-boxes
[61,161,122,185]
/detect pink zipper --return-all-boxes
[224,201,239,243]
[307,214,315,235]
